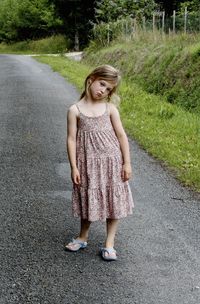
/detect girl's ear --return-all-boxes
[88,76,95,85]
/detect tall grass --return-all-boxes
[84,31,200,114]
[120,80,200,189]
[0,35,71,54]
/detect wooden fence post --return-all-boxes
[74,31,79,51]
[184,7,187,33]
[133,18,137,33]
[131,18,134,37]
[142,16,146,31]
[162,11,165,34]
[107,24,110,45]
[173,10,176,34]
[153,12,155,32]
[125,20,128,40]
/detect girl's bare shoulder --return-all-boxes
[108,102,119,116]
[67,102,80,117]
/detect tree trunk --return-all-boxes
[74,31,79,51]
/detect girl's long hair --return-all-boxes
[80,65,121,103]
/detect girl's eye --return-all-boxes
[100,81,112,92]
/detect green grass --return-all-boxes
[84,31,200,114]
[35,56,200,192]
[0,35,71,54]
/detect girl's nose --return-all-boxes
[101,87,106,93]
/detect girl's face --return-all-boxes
[88,78,115,101]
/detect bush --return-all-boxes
[0,34,72,54]
[29,35,71,53]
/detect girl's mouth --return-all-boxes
[96,92,102,97]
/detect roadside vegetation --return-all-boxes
[0,35,70,54]
[85,31,200,114]
[36,55,200,192]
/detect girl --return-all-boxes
[66,65,134,261]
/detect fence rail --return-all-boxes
[93,8,200,46]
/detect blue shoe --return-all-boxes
[100,247,117,261]
[65,238,87,252]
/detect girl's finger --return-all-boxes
[126,171,130,180]
[75,172,81,184]
[73,175,79,185]
[77,174,81,184]
[124,175,128,182]
[124,171,131,181]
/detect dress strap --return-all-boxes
[76,104,81,114]
[105,102,109,114]
[76,103,108,115]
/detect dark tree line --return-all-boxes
[0,0,198,47]
[49,0,96,48]
[156,1,182,15]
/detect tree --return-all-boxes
[178,0,200,14]
[0,0,19,41]
[0,0,63,42]
[95,0,157,23]
[50,0,96,49]
[154,1,194,15]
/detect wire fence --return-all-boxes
[92,8,200,46]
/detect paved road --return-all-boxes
[0,55,200,304]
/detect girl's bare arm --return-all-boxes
[67,106,80,184]
[109,103,132,181]
[67,106,77,169]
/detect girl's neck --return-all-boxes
[82,96,106,105]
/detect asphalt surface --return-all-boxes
[0,54,200,304]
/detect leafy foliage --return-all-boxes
[49,0,96,48]
[95,0,157,22]
[0,0,200,47]
[178,0,200,15]
[155,0,186,15]
[0,0,63,42]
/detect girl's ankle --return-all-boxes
[77,236,88,242]
[105,242,114,248]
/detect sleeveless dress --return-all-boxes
[72,103,134,222]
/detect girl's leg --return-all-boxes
[65,218,91,251]
[105,218,119,248]
[78,218,91,241]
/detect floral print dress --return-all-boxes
[72,103,134,222]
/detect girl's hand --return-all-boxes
[71,167,81,185]
[121,163,132,182]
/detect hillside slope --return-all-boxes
[84,34,200,114]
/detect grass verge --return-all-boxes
[0,35,71,54]
[36,55,200,192]
[84,32,200,114]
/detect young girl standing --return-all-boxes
[66,65,134,261]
